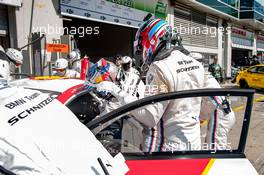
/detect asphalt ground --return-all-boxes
[221,83,264,175]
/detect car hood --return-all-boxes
[9,78,85,93]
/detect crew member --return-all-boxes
[68,49,81,73]
[53,58,80,78]
[120,56,140,76]
[3,48,24,80]
[209,56,222,83]
[190,52,236,150]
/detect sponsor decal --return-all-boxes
[4,93,56,126]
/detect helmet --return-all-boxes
[69,49,81,61]
[6,48,23,66]
[120,56,133,71]
[121,56,132,65]
[134,18,182,67]
[87,58,119,84]
[54,58,68,70]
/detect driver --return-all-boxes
[91,19,205,152]
[124,18,205,152]
[0,57,128,175]
[53,58,80,78]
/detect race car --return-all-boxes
[7,77,258,175]
[0,76,129,175]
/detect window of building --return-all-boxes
[254,0,264,15]
[219,0,240,9]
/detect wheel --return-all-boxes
[239,80,249,89]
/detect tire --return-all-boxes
[239,80,249,89]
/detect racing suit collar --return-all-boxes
[153,45,190,63]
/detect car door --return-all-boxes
[255,66,264,89]
[87,89,258,175]
[246,67,259,88]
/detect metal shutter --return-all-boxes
[206,16,218,48]
[174,4,218,49]
[191,10,206,46]
[174,5,192,45]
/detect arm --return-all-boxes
[130,65,170,128]
[203,73,235,149]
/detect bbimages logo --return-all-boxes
[33,24,100,38]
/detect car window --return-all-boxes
[66,91,101,124]
[257,66,264,74]
[248,67,258,73]
[87,89,254,157]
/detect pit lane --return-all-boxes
[221,83,264,175]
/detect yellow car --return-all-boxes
[236,64,264,89]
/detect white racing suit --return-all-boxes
[201,73,236,150]
[130,50,205,152]
[91,69,145,152]
[0,86,128,175]
[94,68,145,115]
[71,60,81,73]
[53,69,80,78]
[126,67,140,76]
[119,70,144,100]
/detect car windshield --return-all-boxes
[24,87,61,97]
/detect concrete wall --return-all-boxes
[10,0,63,74]
[14,0,62,47]
[8,6,17,48]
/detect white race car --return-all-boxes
[4,77,259,175]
